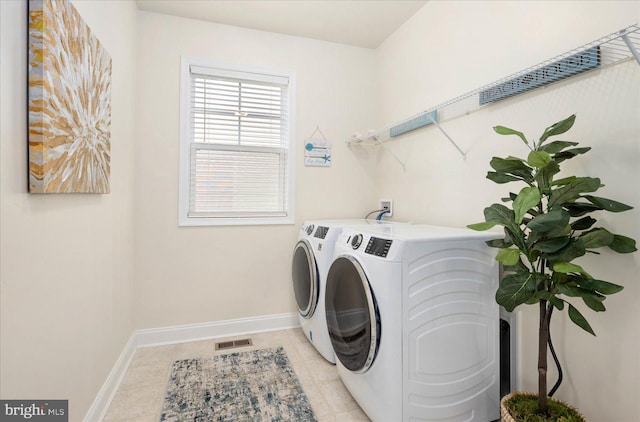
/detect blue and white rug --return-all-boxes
[160,347,317,421]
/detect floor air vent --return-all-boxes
[215,338,253,351]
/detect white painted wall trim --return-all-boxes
[83,333,138,422]
[136,312,299,347]
[84,312,300,421]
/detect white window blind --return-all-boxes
[181,62,294,224]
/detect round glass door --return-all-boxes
[325,255,380,373]
[291,240,319,318]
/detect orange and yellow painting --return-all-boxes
[28,0,112,193]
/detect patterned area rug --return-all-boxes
[160,347,317,421]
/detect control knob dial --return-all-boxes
[351,234,363,249]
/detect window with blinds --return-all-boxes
[179,59,295,226]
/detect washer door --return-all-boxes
[292,240,319,318]
[325,255,380,373]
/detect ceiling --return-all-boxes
[135,0,428,49]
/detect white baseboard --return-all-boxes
[84,332,137,422]
[136,312,299,347]
[84,312,300,421]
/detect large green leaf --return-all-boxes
[496,248,521,266]
[503,259,529,274]
[487,172,523,184]
[484,204,527,251]
[549,295,565,310]
[556,284,599,299]
[494,125,529,146]
[571,216,597,231]
[467,221,498,231]
[543,238,586,262]
[608,235,638,253]
[549,296,564,311]
[539,114,576,146]
[534,160,560,195]
[553,147,591,164]
[532,236,570,253]
[565,202,603,217]
[580,228,614,249]
[513,187,541,224]
[547,222,572,238]
[553,261,587,275]
[539,140,579,154]
[551,270,570,282]
[527,150,552,168]
[553,262,593,279]
[552,176,577,187]
[489,157,534,183]
[583,296,606,312]
[576,277,624,295]
[583,195,633,213]
[496,271,539,312]
[568,303,595,336]
[527,209,570,232]
[548,177,601,209]
[486,238,513,248]
[484,204,516,227]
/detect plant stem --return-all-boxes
[538,299,549,414]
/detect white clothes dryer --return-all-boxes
[325,224,500,421]
[291,219,407,363]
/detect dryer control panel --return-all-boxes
[365,237,393,258]
[314,226,329,239]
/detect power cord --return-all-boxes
[376,211,390,220]
[547,306,563,397]
[364,209,385,219]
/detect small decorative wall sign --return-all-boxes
[28,0,112,193]
[304,126,332,167]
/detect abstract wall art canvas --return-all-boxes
[28,0,112,193]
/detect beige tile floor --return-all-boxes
[103,328,371,422]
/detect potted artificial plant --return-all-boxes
[468,114,637,421]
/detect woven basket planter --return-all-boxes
[500,391,587,422]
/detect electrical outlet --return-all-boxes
[379,198,393,217]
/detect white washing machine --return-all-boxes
[325,224,500,421]
[291,219,407,363]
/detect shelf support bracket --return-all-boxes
[621,31,640,65]
[373,135,406,170]
[431,120,467,160]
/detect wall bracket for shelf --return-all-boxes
[431,120,466,160]
[373,135,406,170]
[621,31,640,65]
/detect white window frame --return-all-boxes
[178,57,296,226]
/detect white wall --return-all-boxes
[2,1,639,419]
[373,1,640,419]
[134,12,377,329]
[0,0,137,419]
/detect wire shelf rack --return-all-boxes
[347,23,640,164]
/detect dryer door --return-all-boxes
[292,240,319,318]
[325,255,380,373]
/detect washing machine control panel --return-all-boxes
[365,237,393,258]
